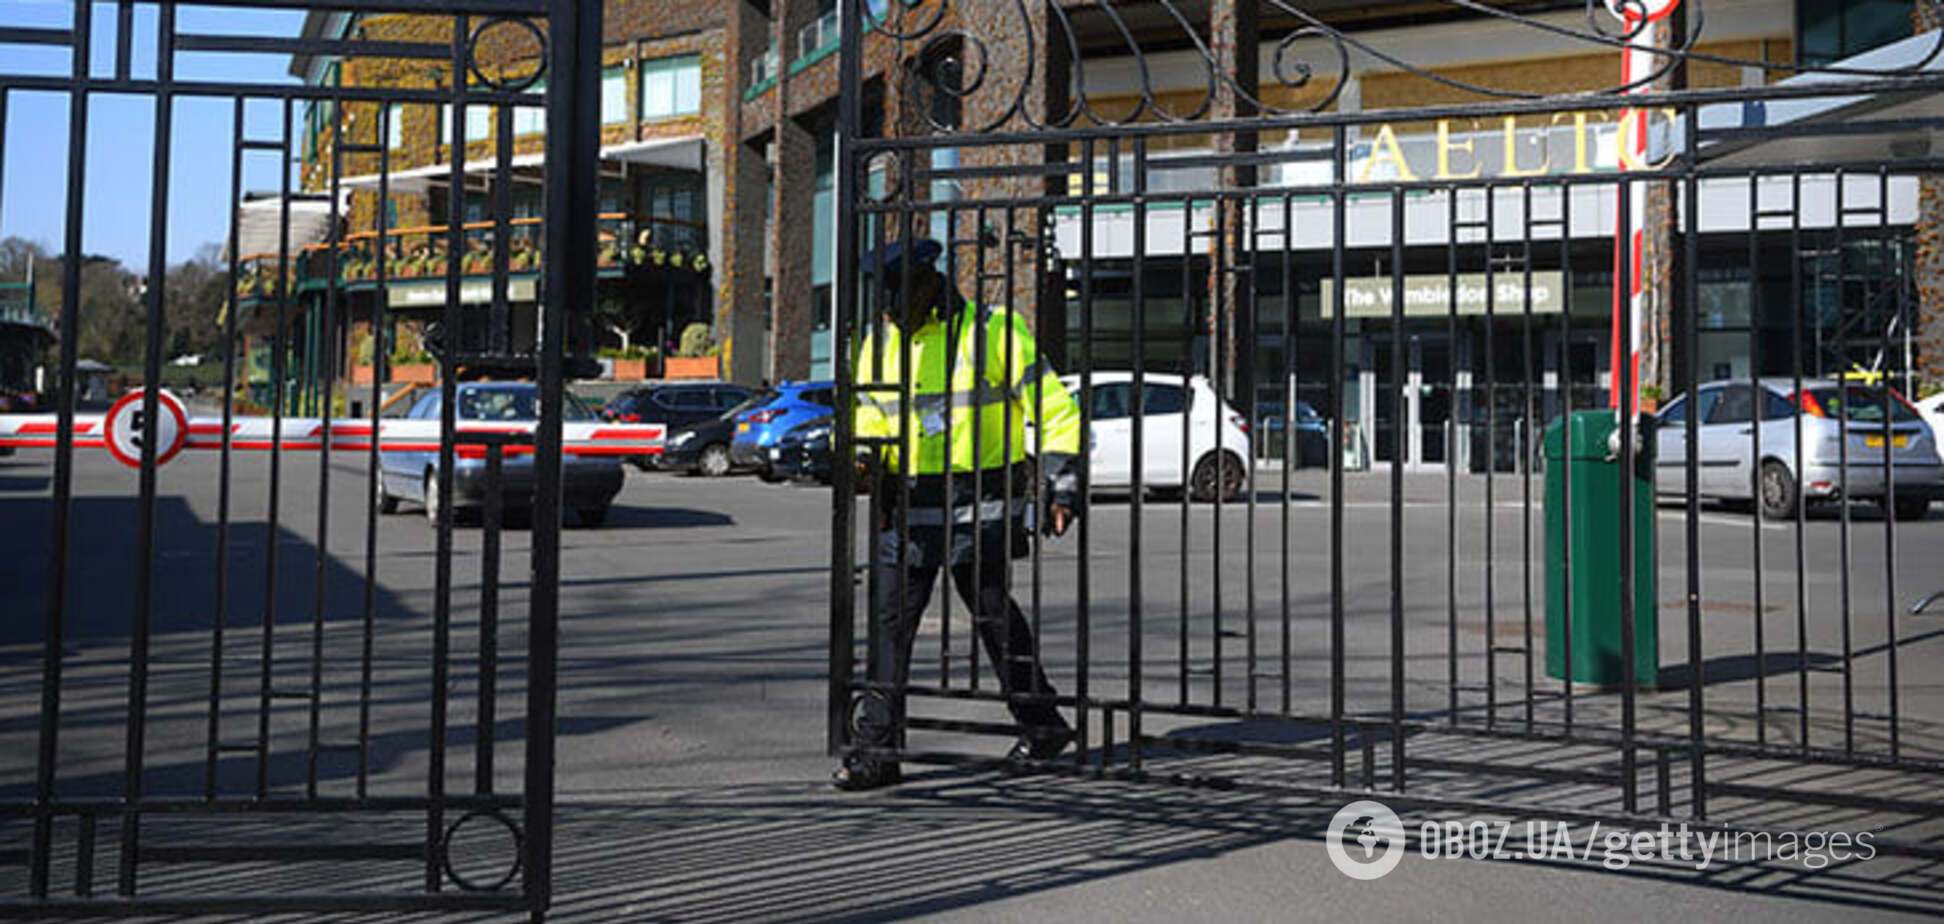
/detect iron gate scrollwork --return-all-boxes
[0,0,604,916]
[832,0,1944,858]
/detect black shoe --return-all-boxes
[831,755,902,791]
[1007,725,1075,763]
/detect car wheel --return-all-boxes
[1190,451,1245,503]
[423,471,444,528]
[378,479,400,514]
[577,504,610,527]
[1759,460,1796,521]
[699,444,732,477]
[1887,495,1931,522]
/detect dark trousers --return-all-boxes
[870,529,1066,740]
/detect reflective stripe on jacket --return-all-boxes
[853,301,1082,474]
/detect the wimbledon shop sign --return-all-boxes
[1321,271,1566,318]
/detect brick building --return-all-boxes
[733,0,1938,470]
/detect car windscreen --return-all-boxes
[456,388,597,422]
[1807,387,1918,423]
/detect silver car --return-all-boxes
[1655,378,1943,521]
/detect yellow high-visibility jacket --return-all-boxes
[853,301,1081,476]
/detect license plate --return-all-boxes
[1864,434,1909,449]
[738,422,750,433]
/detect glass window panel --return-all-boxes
[601,66,628,124]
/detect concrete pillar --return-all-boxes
[764,0,821,383]
[1209,0,1260,392]
[1916,3,1944,391]
[952,2,1061,325]
[723,1,771,385]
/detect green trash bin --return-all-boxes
[1543,410,1657,689]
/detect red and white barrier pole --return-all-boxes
[0,388,664,468]
[1609,0,1682,414]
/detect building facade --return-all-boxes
[734,0,1937,470]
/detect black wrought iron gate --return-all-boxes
[0,0,604,916]
[831,0,1944,857]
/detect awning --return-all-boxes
[332,135,704,190]
[1699,31,1944,168]
[230,195,335,260]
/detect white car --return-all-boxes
[1057,372,1253,502]
[1920,392,1944,464]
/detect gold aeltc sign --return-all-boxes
[1352,108,1680,184]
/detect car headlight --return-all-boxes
[801,426,831,442]
[670,431,694,447]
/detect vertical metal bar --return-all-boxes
[1746,172,1766,749]
[967,202,983,697]
[1790,170,1808,753]
[1879,165,1900,761]
[75,814,94,898]
[1211,194,1227,711]
[1483,185,1498,728]
[1245,194,1260,715]
[1280,191,1295,717]
[1176,198,1191,709]
[1388,188,1406,792]
[939,202,957,692]
[308,82,343,800]
[1075,139,1095,770]
[492,103,514,356]
[114,0,133,81]
[120,5,176,891]
[1001,206,1018,720]
[1558,181,1575,732]
[1329,130,1347,789]
[1128,137,1147,771]
[1030,204,1047,708]
[209,96,246,801]
[478,444,502,793]
[359,100,395,799]
[432,13,468,892]
[1616,177,1638,815]
[258,96,294,802]
[829,0,861,757]
[1834,169,1854,757]
[2,47,65,896]
[1446,187,1460,726]
[1520,181,1536,733]
[1682,120,1707,820]
[530,0,602,912]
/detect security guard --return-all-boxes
[835,238,1085,791]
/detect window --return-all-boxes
[1798,0,1912,67]
[442,103,493,145]
[601,65,628,124]
[386,103,405,150]
[513,80,546,136]
[801,388,836,408]
[640,55,701,121]
[1091,383,1132,421]
[714,387,752,409]
[1141,384,1188,416]
[1707,385,1756,425]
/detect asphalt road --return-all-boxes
[0,446,1938,920]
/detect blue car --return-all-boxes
[729,380,836,480]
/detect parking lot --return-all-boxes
[1,447,1940,918]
